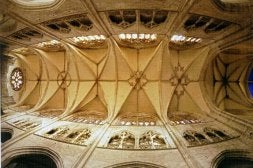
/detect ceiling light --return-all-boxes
[145,34,150,39]
[118,33,157,44]
[170,34,202,44]
[126,34,131,39]
[119,34,125,39]
[139,34,145,39]
[132,34,137,39]
[150,34,157,40]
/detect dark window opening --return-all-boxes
[67,132,79,139]
[4,154,57,168]
[206,132,217,138]
[46,129,58,135]
[154,11,168,24]
[68,20,80,27]
[183,134,196,142]
[1,131,12,143]
[56,22,69,29]
[217,157,253,168]
[79,18,92,27]
[47,24,60,30]
[214,130,229,139]
[194,133,206,140]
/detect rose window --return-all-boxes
[10,68,24,91]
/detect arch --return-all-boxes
[212,150,253,168]
[139,130,167,149]
[212,0,253,12]
[106,161,166,168]
[44,126,91,145]
[1,128,13,143]
[2,146,63,168]
[183,130,209,146]
[107,131,135,149]
[204,127,222,142]
[10,0,64,10]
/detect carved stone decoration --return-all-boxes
[204,127,223,142]
[45,127,91,145]
[57,71,71,89]
[169,64,190,96]
[65,14,93,31]
[51,127,70,139]
[140,10,168,28]
[12,48,36,56]
[66,111,106,125]
[46,21,71,33]
[108,131,135,149]
[108,10,136,28]
[10,67,24,91]
[128,71,148,90]
[11,119,40,131]
[73,129,91,145]
[35,40,65,51]
[139,131,167,149]
[70,35,107,49]
[44,14,93,33]
[9,27,43,41]
[183,130,209,146]
[118,33,158,49]
[168,111,203,125]
[184,14,232,33]
[31,109,63,119]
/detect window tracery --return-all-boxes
[10,68,24,91]
[194,133,209,144]
[183,130,199,146]
[10,28,43,41]
[51,127,70,139]
[44,14,93,33]
[44,127,91,145]
[203,127,223,142]
[139,131,167,149]
[183,130,209,146]
[140,10,168,28]
[184,14,232,33]
[11,119,40,131]
[74,129,91,145]
[108,10,136,28]
[183,128,231,146]
[107,131,135,149]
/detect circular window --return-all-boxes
[10,68,24,91]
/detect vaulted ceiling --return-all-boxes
[1,0,253,125]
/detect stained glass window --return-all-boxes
[10,68,24,91]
